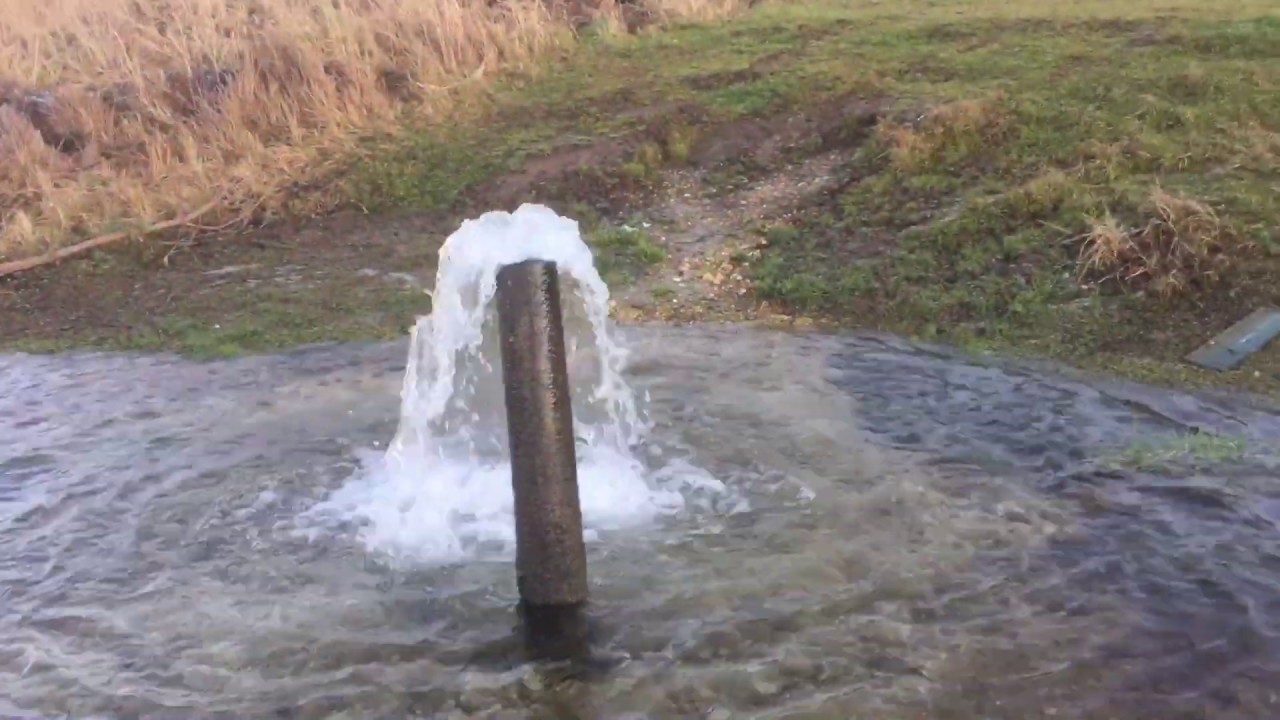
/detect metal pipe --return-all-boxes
[495,259,589,611]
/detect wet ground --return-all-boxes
[3,326,1280,719]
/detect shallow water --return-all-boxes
[3,326,1280,719]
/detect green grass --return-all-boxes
[131,291,424,359]
[70,288,425,360]
[652,284,677,301]
[1106,432,1249,472]
[7,0,1280,387]
[588,224,667,287]
[2,242,435,358]
[725,1,1280,394]
[346,125,563,213]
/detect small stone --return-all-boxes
[866,653,920,675]
[779,653,821,680]
[855,618,912,645]
[751,674,783,697]
[181,666,225,692]
[522,669,544,692]
[998,503,1033,525]
[205,264,261,276]
[385,272,420,287]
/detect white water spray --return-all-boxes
[311,204,727,563]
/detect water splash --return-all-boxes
[310,204,728,563]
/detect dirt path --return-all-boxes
[613,150,847,324]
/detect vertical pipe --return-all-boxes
[495,259,589,610]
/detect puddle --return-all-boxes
[2,327,1279,718]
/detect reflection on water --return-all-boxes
[2,327,1279,718]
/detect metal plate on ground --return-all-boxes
[1187,307,1280,372]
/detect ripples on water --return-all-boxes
[2,327,1279,718]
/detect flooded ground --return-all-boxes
[3,326,1280,719]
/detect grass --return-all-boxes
[3,0,1280,398]
[729,0,1280,393]
[1076,188,1235,301]
[0,0,750,266]
[588,223,667,287]
[1106,432,1248,472]
[5,266,432,359]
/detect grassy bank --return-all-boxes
[2,0,1278,396]
[730,1,1280,393]
[0,0,744,268]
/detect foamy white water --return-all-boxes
[309,204,731,563]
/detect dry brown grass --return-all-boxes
[1227,121,1280,171]
[1077,188,1235,300]
[0,0,746,267]
[877,92,1010,172]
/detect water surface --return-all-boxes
[3,327,1279,719]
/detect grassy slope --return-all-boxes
[728,1,1280,392]
[3,0,1279,395]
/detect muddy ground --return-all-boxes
[0,99,867,351]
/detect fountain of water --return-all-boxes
[309,203,729,570]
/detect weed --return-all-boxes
[1004,170,1087,221]
[652,284,677,300]
[665,125,698,165]
[588,224,666,286]
[1077,189,1234,300]
[876,93,1011,173]
[1108,432,1248,471]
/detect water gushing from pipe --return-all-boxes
[310,204,729,563]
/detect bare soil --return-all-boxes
[610,149,848,324]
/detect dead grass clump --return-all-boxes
[1227,121,1280,171]
[877,92,1011,173]
[0,0,748,271]
[1005,168,1086,220]
[1076,188,1235,300]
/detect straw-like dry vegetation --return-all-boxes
[0,0,746,269]
[1077,189,1235,301]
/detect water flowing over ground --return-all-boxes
[4,322,1280,718]
[3,205,1280,719]
[304,204,728,565]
